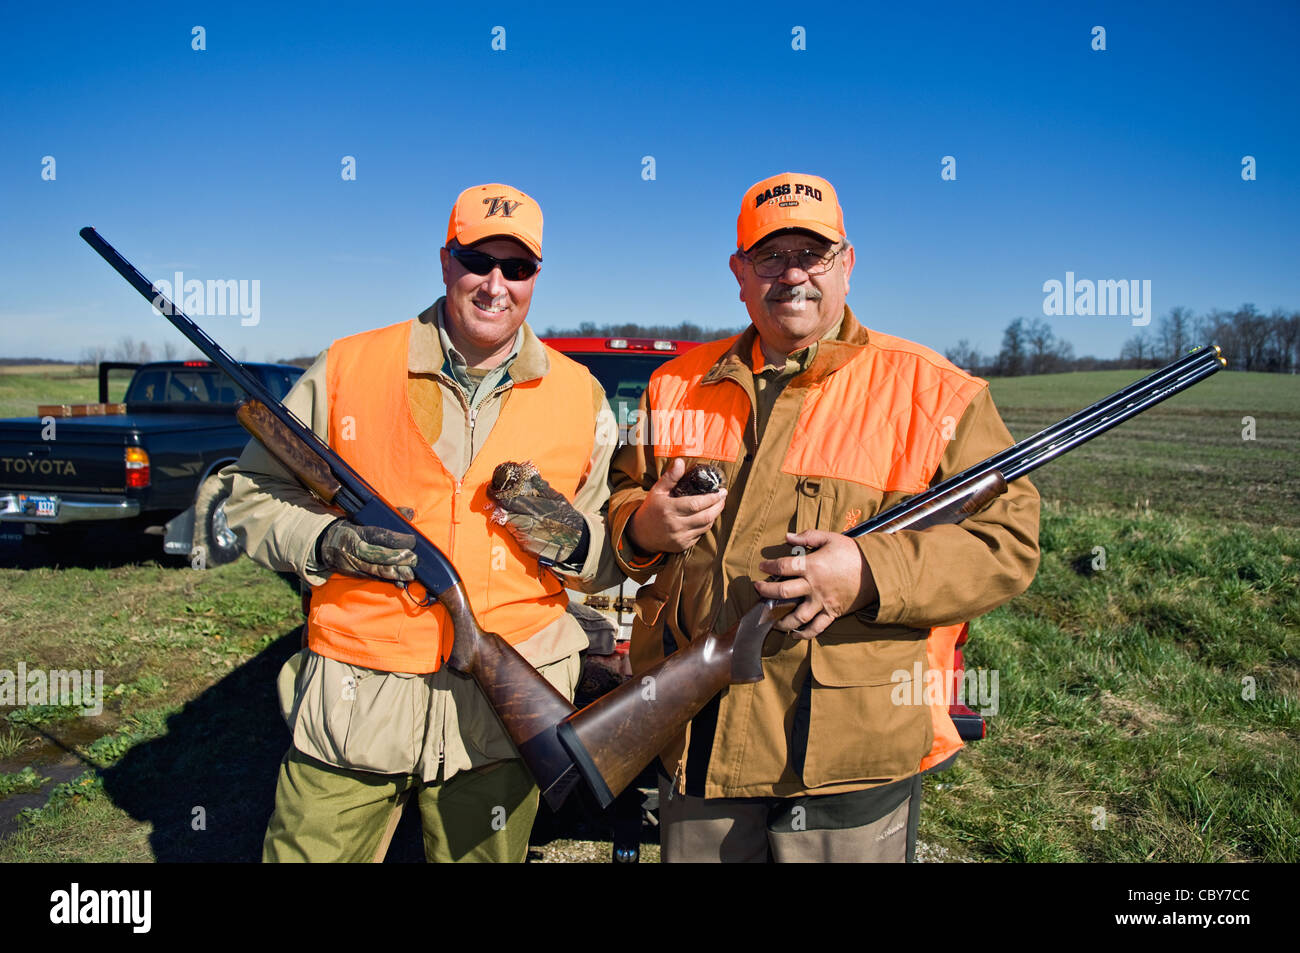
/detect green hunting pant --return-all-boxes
[263,749,538,863]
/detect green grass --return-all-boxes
[0,365,130,418]
[4,704,87,728]
[0,728,36,760]
[921,505,1299,862]
[0,557,302,708]
[990,370,1300,527]
[0,369,97,419]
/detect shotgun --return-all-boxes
[556,344,1228,807]
[79,227,585,809]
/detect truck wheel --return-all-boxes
[192,476,241,568]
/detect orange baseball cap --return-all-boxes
[445,183,543,259]
[736,173,844,252]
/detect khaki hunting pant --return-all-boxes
[658,772,922,863]
[263,749,538,863]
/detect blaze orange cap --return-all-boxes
[445,183,543,259]
[737,173,844,252]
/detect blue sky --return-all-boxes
[2,1,1296,363]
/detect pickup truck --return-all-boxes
[0,359,303,563]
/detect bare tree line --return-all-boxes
[77,337,200,373]
[540,321,745,342]
[61,307,1297,378]
[948,305,1299,376]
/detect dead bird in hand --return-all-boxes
[487,461,587,564]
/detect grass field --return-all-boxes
[0,363,1295,862]
[990,369,1300,528]
[0,368,96,419]
[0,364,130,418]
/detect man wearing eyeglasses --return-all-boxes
[222,183,620,862]
[609,172,1040,862]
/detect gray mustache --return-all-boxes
[768,287,822,302]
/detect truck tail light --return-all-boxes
[125,447,150,488]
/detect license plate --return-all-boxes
[18,494,59,519]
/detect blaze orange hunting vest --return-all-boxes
[647,330,984,774]
[306,320,596,674]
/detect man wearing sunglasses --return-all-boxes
[222,183,620,862]
[608,172,1040,862]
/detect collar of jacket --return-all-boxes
[410,298,551,384]
[699,304,873,390]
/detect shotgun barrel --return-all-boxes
[851,345,1226,535]
[557,345,1227,807]
[80,227,585,809]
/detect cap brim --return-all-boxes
[455,225,542,259]
[744,220,842,252]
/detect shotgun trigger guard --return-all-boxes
[397,580,436,608]
[729,599,795,684]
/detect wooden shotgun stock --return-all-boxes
[557,346,1227,808]
[557,599,792,807]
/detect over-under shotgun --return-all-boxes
[79,227,584,809]
[556,344,1228,807]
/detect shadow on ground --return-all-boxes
[0,525,185,570]
[95,629,654,862]
[98,628,303,861]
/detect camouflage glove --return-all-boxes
[316,518,418,582]
[487,462,588,566]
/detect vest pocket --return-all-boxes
[801,636,933,787]
[794,478,835,534]
[310,585,403,644]
[629,583,669,678]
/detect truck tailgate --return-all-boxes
[0,418,136,493]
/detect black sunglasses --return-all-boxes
[448,246,539,281]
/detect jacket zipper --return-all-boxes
[450,480,461,555]
[447,386,475,559]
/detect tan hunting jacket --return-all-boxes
[609,307,1040,798]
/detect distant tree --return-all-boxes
[78,345,108,375]
[944,339,982,374]
[1156,307,1193,363]
[113,337,152,363]
[542,321,743,342]
[276,355,317,369]
[1120,332,1157,368]
[1022,318,1074,374]
[1273,310,1300,373]
[1196,308,1236,367]
[159,339,179,360]
[1197,303,1283,372]
[995,318,1028,376]
[1232,303,1272,371]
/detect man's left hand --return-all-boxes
[754,530,878,639]
[487,462,588,565]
